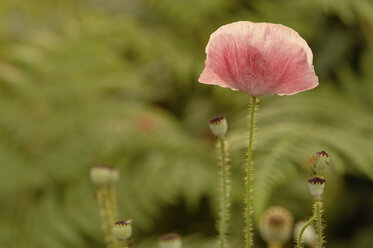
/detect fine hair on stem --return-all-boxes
[246,96,258,248]
[217,137,231,248]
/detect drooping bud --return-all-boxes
[260,206,294,244]
[209,116,228,137]
[90,165,119,187]
[294,221,317,246]
[308,177,325,199]
[113,220,132,241]
[159,233,182,248]
[311,151,330,175]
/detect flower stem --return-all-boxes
[108,187,119,221]
[106,187,122,248]
[315,200,323,248]
[96,189,112,248]
[297,213,317,248]
[246,96,257,248]
[96,187,121,248]
[218,138,230,248]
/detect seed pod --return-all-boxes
[312,151,330,175]
[308,177,325,200]
[159,233,182,248]
[113,220,132,241]
[90,165,119,187]
[260,206,294,244]
[209,116,228,137]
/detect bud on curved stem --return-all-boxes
[294,221,317,247]
[296,214,316,248]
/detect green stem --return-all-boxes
[104,189,115,248]
[108,187,121,248]
[109,188,118,221]
[246,96,257,248]
[297,213,317,248]
[316,200,323,248]
[218,138,229,248]
[103,188,121,248]
[96,189,111,248]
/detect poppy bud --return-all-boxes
[260,206,294,244]
[159,233,182,248]
[209,116,228,137]
[113,220,132,241]
[312,151,330,175]
[90,165,119,187]
[308,177,325,200]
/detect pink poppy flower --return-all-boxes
[198,21,318,96]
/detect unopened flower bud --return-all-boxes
[209,116,228,137]
[308,177,325,200]
[113,220,132,241]
[312,151,330,175]
[294,221,317,246]
[260,206,294,244]
[90,165,119,187]
[159,233,182,248]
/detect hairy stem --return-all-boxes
[105,188,116,248]
[315,200,323,248]
[246,96,257,248]
[108,187,118,221]
[96,189,112,248]
[218,138,230,248]
[105,187,122,248]
[297,213,317,248]
[96,185,120,248]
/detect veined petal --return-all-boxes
[198,21,318,96]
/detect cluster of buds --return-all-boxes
[260,206,294,245]
[305,151,329,199]
[159,233,182,248]
[113,220,132,243]
[90,165,119,187]
[209,116,228,137]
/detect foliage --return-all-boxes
[0,0,373,247]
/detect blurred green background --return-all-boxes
[1,0,373,247]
